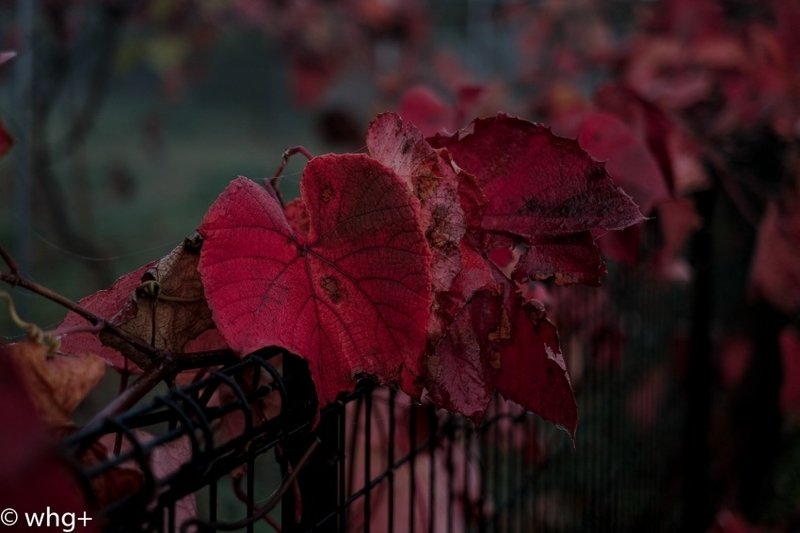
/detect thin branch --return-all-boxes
[86,355,176,428]
[232,477,282,532]
[266,146,314,209]
[0,246,19,276]
[0,255,156,369]
[175,349,239,370]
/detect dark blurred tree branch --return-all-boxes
[27,1,135,286]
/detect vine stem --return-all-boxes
[267,145,314,209]
[0,268,154,370]
[86,355,176,428]
[0,246,19,276]
[181,438,320,532]
[0,246,159,369]
[232,476,282,532]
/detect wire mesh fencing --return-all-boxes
[61,306,687,533]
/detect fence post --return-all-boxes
[683,187,716,530]
[281,355,339,532]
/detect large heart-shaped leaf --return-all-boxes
[198,155,432,407]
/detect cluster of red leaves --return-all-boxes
[56,112,643,438]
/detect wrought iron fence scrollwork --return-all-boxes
[62,347,325,532]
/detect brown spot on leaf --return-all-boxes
[321,183,336,203]
[427,209,453,251]
[528,300,547,322]
[487,308,512,342]
[415,171,440,201]
[526,300,548,333]
[321,275,345,303]
[554,272,578,285]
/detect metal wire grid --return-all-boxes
[61,347,578,533]
[61,285,683,533]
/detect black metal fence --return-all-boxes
[59,223,700,533]
[61,289,688,533]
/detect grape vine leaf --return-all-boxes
[555,110,669,216]
[397,85,455,137]
[198,155,432,409]
[58,262,156,372]
[750,201,800,314]
[429,268,577,434]
[431,114,645,286]
[100,239,217,364]
[366,112,494,343]
[7,339,105,427]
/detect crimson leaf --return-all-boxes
[198,156,432,409]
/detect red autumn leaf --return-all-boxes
[749,201,800,314]
[594,83,678,191]
[555,110,669,216]
[58,262,156,372]
[432,114,644,286]
[433,114,643,237]
[397,85,455,137]
[513,232,607,287]
[198,158,432,409]
[367,112,493,342]
[436,241,497,327]
[429,268,577,434]
[548,108,668,266]
[284,197,310,239]
[594,225,642,266]
[0,118,13,158]
[594,83,712,195]
[650,197,702,283]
